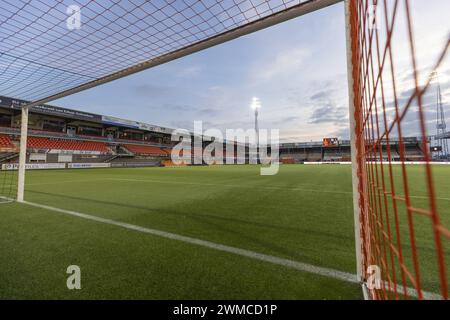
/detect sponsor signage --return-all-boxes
[102,115,140,129]
[1,163,113,170]
[1,163,66,170]
[0,95,174,134]
[103,115,174,134]
[0,96,102,123]
[138,123,173,134]
[46,149,103,155]
[67,163,111,169]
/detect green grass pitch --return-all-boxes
[0,164,448,299]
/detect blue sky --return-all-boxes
[53,1,450,142]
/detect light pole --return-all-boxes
[251,97,261,163]
[431,70,448,160]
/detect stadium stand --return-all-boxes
[123,144,168,156]
[323,149,344,162]
[161,160,187,167]
[111,157,162,165]
[0,134,15,149]
[27,137,110,153]
[306,149,323,162]
[280,158,296,164]
[404,144,425,161]
[0,96,430,167]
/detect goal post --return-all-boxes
[17,106,29,203]
[344,0,364,289]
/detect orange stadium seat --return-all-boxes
[0,134,15,149]
[124,144,168,156]
[27,137,109,153]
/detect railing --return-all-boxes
[0,127,173,148]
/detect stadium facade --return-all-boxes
[0,95,426,168]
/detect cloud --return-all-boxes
[161,103,193,112]
[310,91,329,101]
[251,47,311,81]
[134,84,173,97]
[176,65,202,77]
[308,103,347,124]
[195,108,221,117]
[307,82,349,127]
[170,120,194,130]
[332,127,350,140]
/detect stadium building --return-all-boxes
[0,95,177,167]
[1,95,427,168]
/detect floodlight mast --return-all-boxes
[251,97,261,163]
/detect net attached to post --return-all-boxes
[347,0,450,300]
[0,158,17,203]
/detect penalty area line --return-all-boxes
[21,200,357,284]
[19,200,443,300]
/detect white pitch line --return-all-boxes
[379,282,443,301]
[19,200,443,300]
[22,200,357,284]
[26,179,109,186]
[0,195,14,203]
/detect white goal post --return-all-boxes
[17,107,29,203]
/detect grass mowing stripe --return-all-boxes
[24,175,450,201]
[19,200,443,300]
[21,200,358,285]
[107,178,450,201]
[108,178,353,195]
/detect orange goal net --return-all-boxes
[346,0,449,299]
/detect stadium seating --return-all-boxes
[27,137,110,153]
[280,158,296,164]
[306,149,322,162]
[161,160,186,167]
[323,149,343,161]
[123,144,168,156]
[0,134,15,149]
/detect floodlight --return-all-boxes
[251,97,261,110]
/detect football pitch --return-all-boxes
[0,164,449,299]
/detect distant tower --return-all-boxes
[433,71,449,159]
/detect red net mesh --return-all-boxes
[348,0,449,300]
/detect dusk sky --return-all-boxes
[53,0,450,143]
